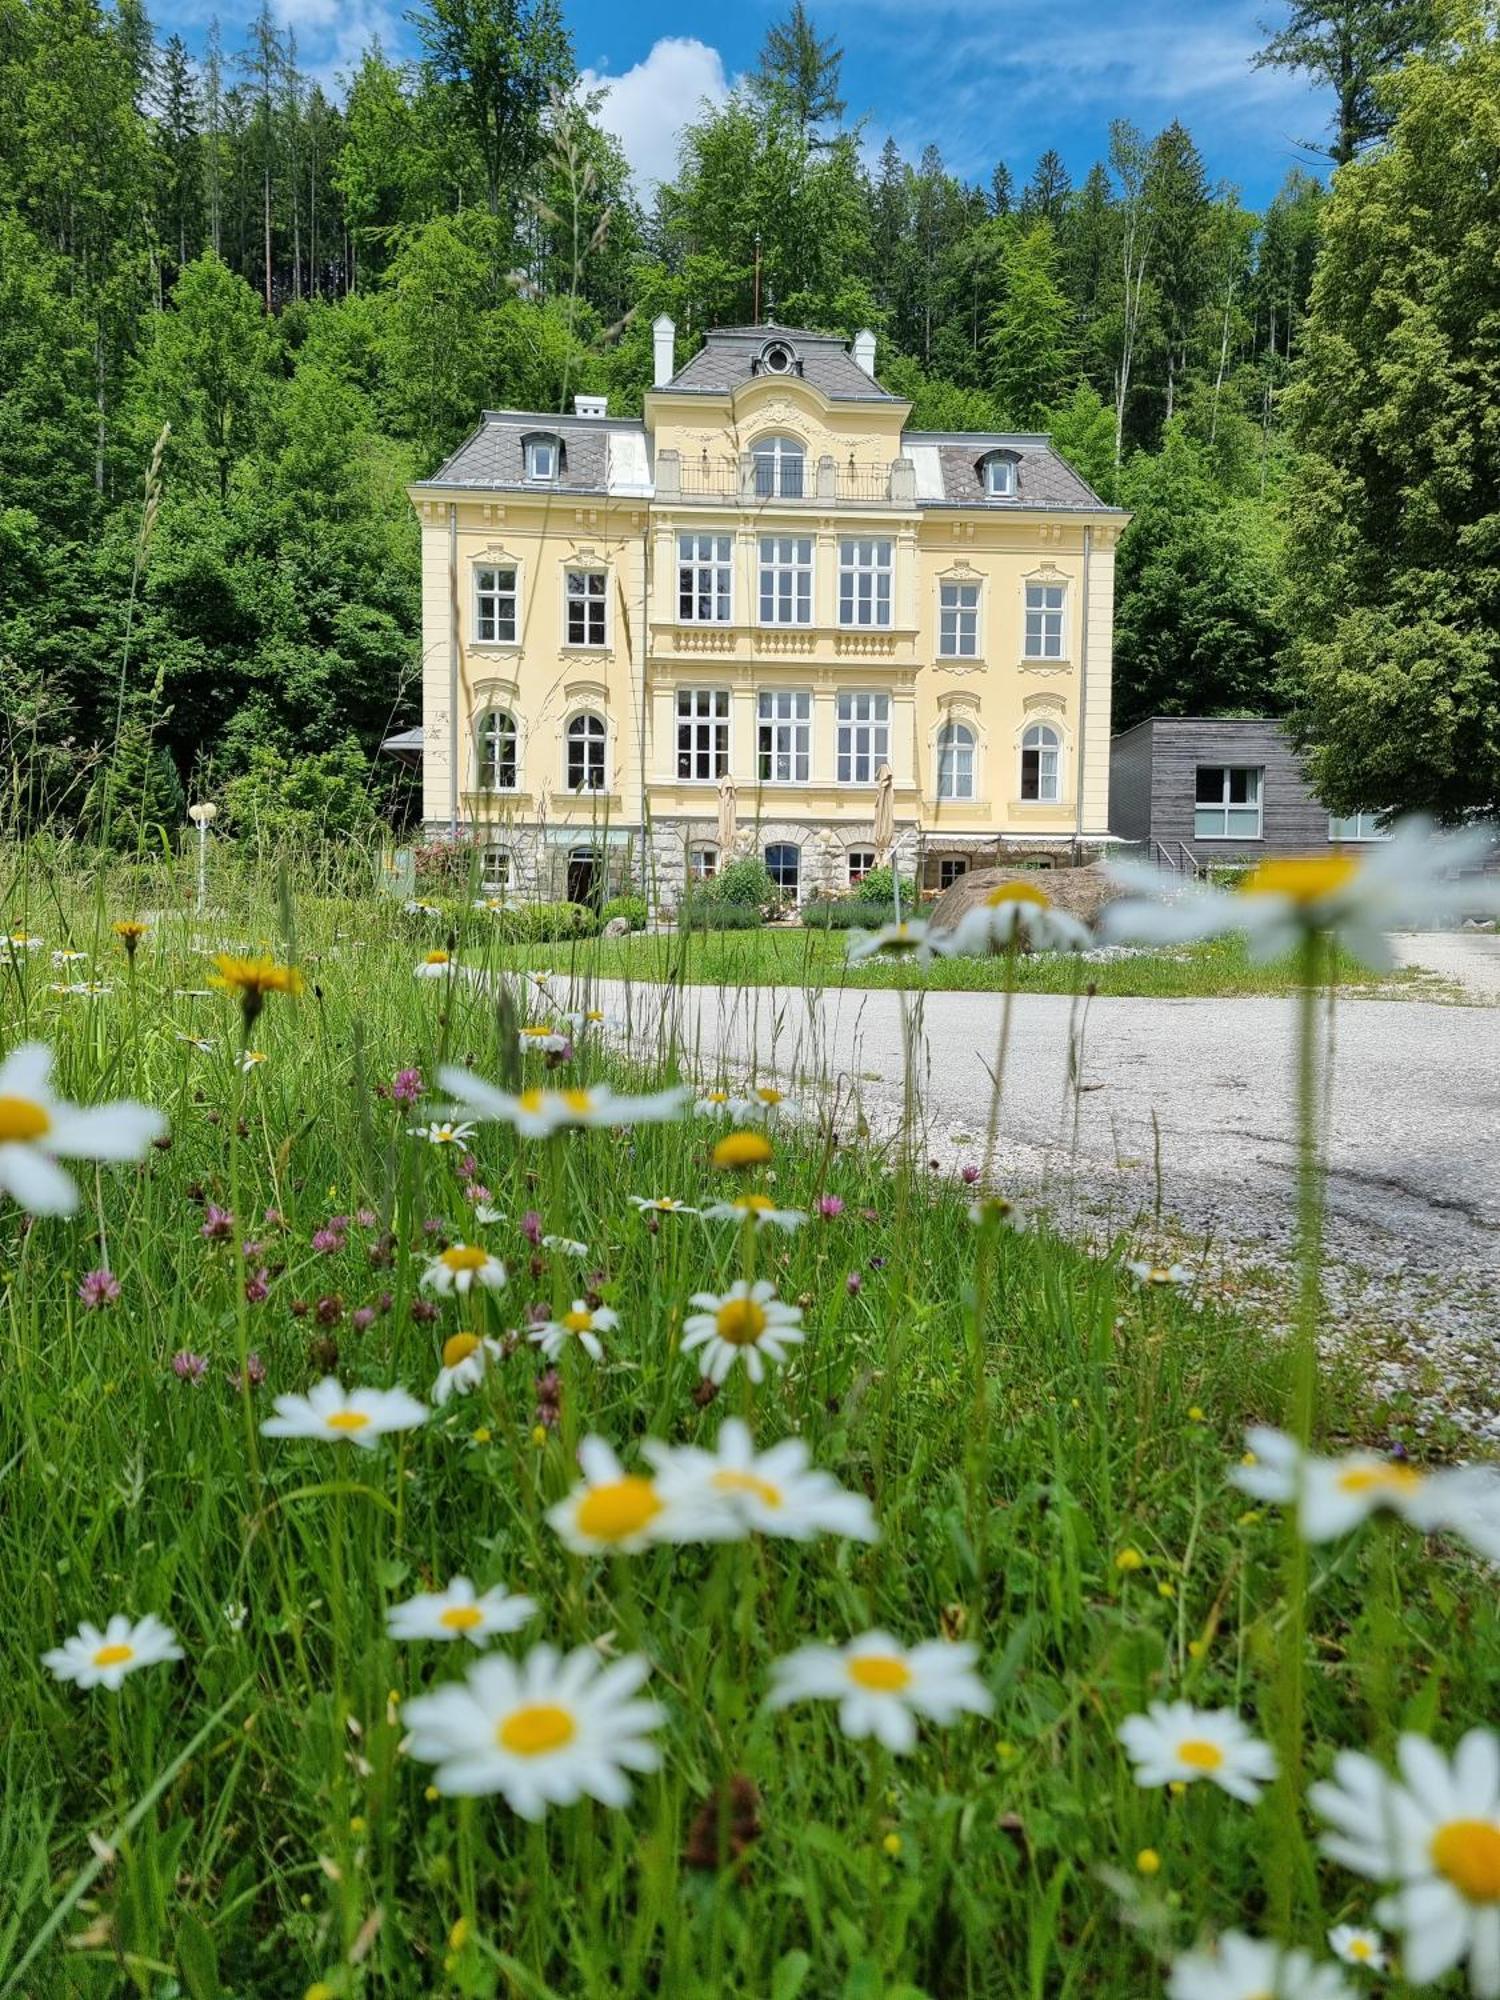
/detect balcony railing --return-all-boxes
[659,451,917,507]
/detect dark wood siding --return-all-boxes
[1108,719,1155,841]
[1110,718,1335,861]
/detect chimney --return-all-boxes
[574,393,608,418]
[652,314,676,389]
[852,327,877,377]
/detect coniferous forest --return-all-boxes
[2,0,1498,835]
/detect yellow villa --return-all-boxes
[406,318,1127,906]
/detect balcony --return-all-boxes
[658,450,916,509]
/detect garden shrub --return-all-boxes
[487,900,599,944]
[601,894,648,931]
[704,857,774,906]
[852,864,916,909]
[801,899,874,930]
[678,895,763,932]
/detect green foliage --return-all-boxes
[702,856,775,907]
[1254,0,1438,163]
[677,895,764,931]
[488,898,599,943]
[220,740,377,843]
[83,710,187,851]
[852,864,916,910]
[800,898,873,929]
[987,224,1074,425]
[600,894,648,931]
[131,255,274,501]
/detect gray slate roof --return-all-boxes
[418,411,648,495]
[666,324,896,402]
[905,432,1116,511]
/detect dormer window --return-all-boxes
[982,452,1018,498]
[760,340,795,375]
[523,434,561,483]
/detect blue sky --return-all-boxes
[154,0,1334,210]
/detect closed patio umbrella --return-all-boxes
[872,763,895,858]
[716,774,738,859]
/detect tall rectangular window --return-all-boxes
[757,690,811,783]
[938,580,979,657]
[676,688,730,780]
[1024,581,1065,659]
[565,569,607,647]
[475,566,517,644]
[836,691,890,784]
[838,538,893,627]
[1194,765,1263,839]
[677,533,732,623]
[758,536,813,625]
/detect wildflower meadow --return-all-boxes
[3,834,1500,1999]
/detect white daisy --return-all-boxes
[1311,1729,1500,1996]
[938,882,1091,957]
[437,1068,690,1137]
[846,919,938,965]
[260,1377,428,1449]
[405,898,443,917]
[401,1644,663,1817]
[470,1202,505,1226]
[1230,1425,1500,1560]
[645,1418,879,1543]
[681,1279,806,1386]
[518,1025,571,1055]
[1118,1700,1277,1804]
[386,1576,536,1647]
[420,1244,508,1296]
[547,1436,715,1554]
[1099,818,1500,969]
[5,932,43,951]
[237,1049,267,1073]
[1168,1932,1356,2000]
[768,1630,992,1754]
[414,950,458,981]
[472,895,510,914]
[693,1090,735,1116]
[410,1118,477,1149]
[727,1085,799,1119]
[701,1193,807,1232]
[176,1032,216,1053]
[0,1041,166,1217]
[629,1195,699,1216]
[52,949,89,967]
[1328,1925,1387,1973]
[42,1612,184,1692]
[531,1301,619,1364]
[563,1007,617,1033]
[1125,1258,1192,1287]
[431,1331,505,1405]
[541,1234,589,1258]
[967,1193,1028,1230]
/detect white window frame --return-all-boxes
[765,841,801,900]
[1020,723,1063,804]
[677,532,733,624]
[524,435,559,483]
[1328,810,1391,842]
[838,538,894,629]
[984,453,1017,498]
[474,564,518,645]
[938,579,980,658]
[1024,580,1066,660]
[675,687,730,782]
[836,691,890,785]
[752,434,805,500]
[566,713,607,792]
[847,847,876,886]
[481,845,512,891]
[758,536,813,627]
[1194,764,1263,840]
[757,689,811,783]
[688,844,719,880]
[564,568,607,649]
[936,721,976,801]
[474,708,518,791]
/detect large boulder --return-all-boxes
[926,864,1116,940]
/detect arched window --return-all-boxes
[765,842,801,900]
[566,713,606,791]
[1020,722,1061,803]
[752,434,805,500]
[981,451,1018,498]
[475,709,517,791]
[936,721,976,801]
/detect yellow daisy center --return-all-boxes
[425,950,450,965]
[704,1091,729,1105]
[1176,1739,1225,1772]
[498,1703,576,1757]
[1238,855,1360,905]
[518,1089,548,1113]
[984,882,1051,909]
[1348,1940,1373,1962]
[713,1131,773,1171]
[562,1310,594,1334]
[712,1469,783,1509]
[1431,1819,1500,1902]
[325,1411,371,1432]
[754,1087,785,1105]
[883,925,921,950]
[441,1246,489,1273]
[562,1089,595,1115]
[0,1095,50,1142]
[575,1476,663,1542]
[438,1604,484,1632]
[521,1025,553,1037]
[737,1194,776,1214]
[715,1298,768,1345]
[1336,1463,1424,1497]
[93,1643,135,1667]
[847,1654,912,1693]
[442,1333,481,1368]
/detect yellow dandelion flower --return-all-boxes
[210,952,305,1028]
[882,1832,902,1857]
[1114,1547,1145,1572]
[112,919,149,959]
[1136,1847,1161,1876]
[713,1129,773,1172]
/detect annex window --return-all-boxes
[752,434,804,499]
[838,538,894,628]
[847,848,877,886]
[566,713,606,791]
[1194,765,1262,839]
[474,565,517,644]
[936,721,975,801]
[678,533,732,623]
[757,689,811,783]
[765,842,801,899]
[676,687,730,781]
[836,691,890,785]
[1329,810,1391,842]
[474,708,517,791]
[939,857,969,889]
[688,844,719,880]
[758,536,813,626]
[938,580,980,658]
[982,452,1018,498]
[1020,723,1062,803]
[524,434,560,483]
[565,568,607,648]
[481,846,512,891]
[1024,581,1066,660]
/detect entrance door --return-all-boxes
[567,847,601,909]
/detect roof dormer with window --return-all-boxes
[522,432,563,483]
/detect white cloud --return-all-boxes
[578,36,731,191]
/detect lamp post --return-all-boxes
[188,802,217,914]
